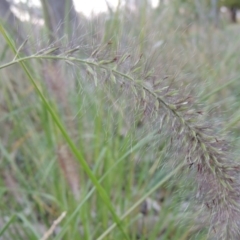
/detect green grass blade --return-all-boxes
[0,215,16,237]
[0,24,129,240]
[97,162,185,240]
[201,76,240,101]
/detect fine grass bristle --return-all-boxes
[1,2,240,240]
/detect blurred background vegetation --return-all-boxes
[1,0,240,239]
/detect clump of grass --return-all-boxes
[1,4,240,239]
[1,31,240,239]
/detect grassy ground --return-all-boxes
[1,2,240,240]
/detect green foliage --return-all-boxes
[221,0,240,8]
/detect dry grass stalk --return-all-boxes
[39,211,66,240]
[57,145,80,200]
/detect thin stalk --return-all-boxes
[201,76,240,101]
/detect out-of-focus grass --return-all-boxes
[0,2,240,240]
